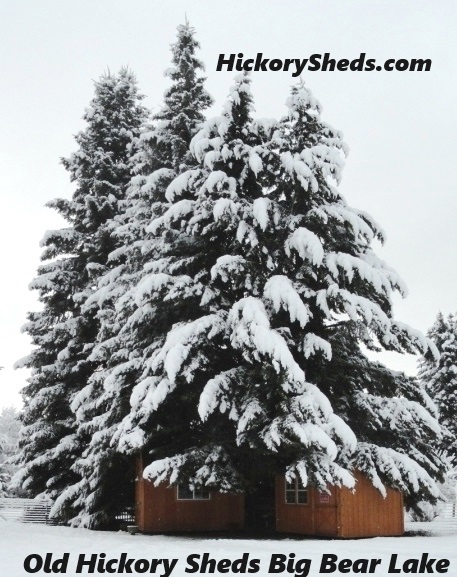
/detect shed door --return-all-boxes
[314,490,338,536]
[245,477,276,531]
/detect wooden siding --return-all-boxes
[136,456,403,538]
[275,477,339,536]
[338,472,404,538]
[276,473,404,538]
[135,456,244,533]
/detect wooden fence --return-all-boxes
[440,501,457,518]
[0,498,134,526]
[0,498,53,524]
[406,500,457,535]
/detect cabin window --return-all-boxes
[285,477,308,504]
[177,485,210,500]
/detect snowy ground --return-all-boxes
[2,521,456,577]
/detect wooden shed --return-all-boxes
[135,454,404,537]
[275,472,404,538]
[135,457,244,533]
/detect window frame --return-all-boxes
[176,485,211,501]
[285,477,308,505]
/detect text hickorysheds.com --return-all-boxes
[216,53,432,76]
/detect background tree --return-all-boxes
[420,312,457,463]
[13,69,147,516]
[0,406,21,497]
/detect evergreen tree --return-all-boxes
[0,406,21,497]
[420,312,457,464]
[117,75,443,511]
[51,23,213,528]
[13,69,147,514]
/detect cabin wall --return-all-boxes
[314,486,339,537]
[135,458,244,533]
[338,473,404,538]
[136,458,403,537]
[275,477,339,536]
[135,454,146,530]
[275,474,404,538]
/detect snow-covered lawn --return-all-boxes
[1,521,456,577]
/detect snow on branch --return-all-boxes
[211,255,246,283]
[198,368,242,422]
[165,169,200,202]
[151,314,226,382]
[300,333,332,360]
[213,198,239,221]
[252,197,270,231]
[355,392,441,436]
[263,275,311,328]
[202,170,236,194]
[326,252,393,296]
[134,272,194,307]
[147,199,195,235]
[285,227,324,266]
[228,296,306,389]
[355,443,440,498]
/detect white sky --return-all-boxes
[0,0,456,409]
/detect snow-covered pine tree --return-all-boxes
[420,312,457,464]
[274,85,444,509]
[117,74,443,513]
[51,23,213,528]
[0,406,21,497]
[13,69,147,516]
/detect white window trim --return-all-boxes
[176,485,211,501]
[285,477,308,505]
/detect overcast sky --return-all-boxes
[0,0,456,409]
